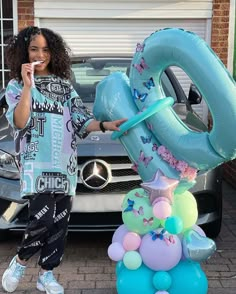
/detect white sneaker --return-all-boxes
[36,271,64,294]
[2,255,26,293]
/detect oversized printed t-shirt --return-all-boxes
[6,75,94,198]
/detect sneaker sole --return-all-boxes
[2,269,18,293]
[36,281,64,294]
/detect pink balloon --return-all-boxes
[156,291,169,294]
[112,224,129,244]
[123,232,142,251]
[107,242,126,261]
[153,200,172,219]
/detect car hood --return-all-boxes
[0,112,127,157]
[77,131,127,157]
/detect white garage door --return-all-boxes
[39,18,208,56]
[37,18,211,122]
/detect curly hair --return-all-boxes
[6,26,72,81]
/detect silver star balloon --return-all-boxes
[141,169,179,205]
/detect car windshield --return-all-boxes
[71,57,178,103]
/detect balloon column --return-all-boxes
[93,28,236,294]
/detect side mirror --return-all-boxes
[188,84,202,105]
[0,88,6,108]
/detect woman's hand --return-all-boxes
[21,63,33,88]
[103,118,127,131]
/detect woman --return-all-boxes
[1,26,126,294]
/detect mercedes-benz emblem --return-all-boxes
[80,159,112,190]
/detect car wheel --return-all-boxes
[0,229,9,241]
[200,218,222,239]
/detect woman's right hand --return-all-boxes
[21,63,33,88]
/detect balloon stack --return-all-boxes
[93,28,236,294]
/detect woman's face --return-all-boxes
[28,34,51,76]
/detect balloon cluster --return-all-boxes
[92,28,236,294]
[107,170,216,294]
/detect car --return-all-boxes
[0,56,222,240]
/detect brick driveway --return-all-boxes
[0,181,235,294]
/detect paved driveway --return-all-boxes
[0,181,235,294]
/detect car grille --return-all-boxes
[77,156,141,193]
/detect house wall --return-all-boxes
[211,0,235,187]
[211,0,230,66]
[18,0,34,30]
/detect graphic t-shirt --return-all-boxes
[6,75,94,198]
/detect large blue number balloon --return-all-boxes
[130,28,236,169]
[93,28,236,192]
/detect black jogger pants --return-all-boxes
[17,194,72,270]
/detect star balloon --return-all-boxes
[141,169,179,205]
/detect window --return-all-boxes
[0,0,16,89]
[234,14,236,81]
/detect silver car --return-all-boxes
[0,57,222,240]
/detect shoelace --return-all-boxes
[40,271,57,285]
[12,263,25,280]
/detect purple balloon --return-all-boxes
[192,224,206,237]
[108,242,126,261]
[139,231,182,271]
[112,224,129,244]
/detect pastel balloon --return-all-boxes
[172,191,198,230]
[192,224,206,237]
[141,169,179,205]
[116,263,155,294]
[153,271,172,290]
[155,292,169,294]
[174,190,197,204]
[168,260,208,294]
[139,231,182,271]
[107,242,125,262]
[122,188,160,234]
[153,200,172,219]
[112,224,130,244]
[182,229,216,262]
[164,216,183,235]
[123,251,142,270]
[116,260,125,276]
[123,232,142,251]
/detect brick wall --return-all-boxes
[211,0,230,65]
[18,0,34,31]
[211,0,235,187]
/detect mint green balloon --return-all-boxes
[122,188,160,234]
[123,251,142,270]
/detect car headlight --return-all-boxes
[0,150,20,179]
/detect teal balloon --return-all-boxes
[117,264,155,294]
[153,271,172,290]
[94,28,236,195]
[168,260,208,294]
[116,261,125,276]
[165,216,183,235]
